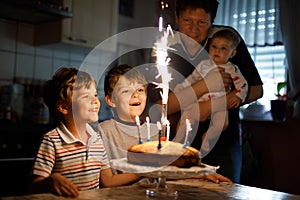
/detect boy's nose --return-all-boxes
[132,90,139,97]
[92,96,99,103]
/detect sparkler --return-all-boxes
[153,20,174,142]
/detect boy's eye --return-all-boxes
[211,45,217,49]
[137,88,145,93]
[121,89,129,94]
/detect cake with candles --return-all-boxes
[126,21,200,168]
[127,141,201,168]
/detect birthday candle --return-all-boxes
[157,121,162,149]
[135,116,143,144]
[159,16,163,32]
[146,116,151,142]
[183,119,192,148]
[166,120,170,142]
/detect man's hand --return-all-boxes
[218,67,233,93]
[204,67,233,93]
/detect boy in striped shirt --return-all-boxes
[29,67,140,197]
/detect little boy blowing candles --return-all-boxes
[99,64,232,184]
[99,64,158,165]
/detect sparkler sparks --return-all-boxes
[152,22,174,144]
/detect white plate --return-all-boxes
[110,158,219,179]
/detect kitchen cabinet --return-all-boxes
[0,123,54,197]
[34,0,118,51]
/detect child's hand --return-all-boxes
[48,173,80,197]
[227,92,242,108]
[193,173,233,184]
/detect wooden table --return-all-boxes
[2,179,300,200]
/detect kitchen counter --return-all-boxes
[1,179,300,200]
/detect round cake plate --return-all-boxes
[110,158,219,198]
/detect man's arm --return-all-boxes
[167,68,233,115]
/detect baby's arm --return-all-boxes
[174,65,204,93]
[225,64,248,103]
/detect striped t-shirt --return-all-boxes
[32,123,110,190]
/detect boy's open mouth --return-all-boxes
[129,102,141,106]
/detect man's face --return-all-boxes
[110,76,147,122]
[176,8,212,45]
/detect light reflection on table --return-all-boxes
[2,178,300,200]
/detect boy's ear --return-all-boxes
[57,103,70,115]
[105,95,116,107]
[230,49,237,58]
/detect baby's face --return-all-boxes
[111,76,147,122]
[209,37,236,65]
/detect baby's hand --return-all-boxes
[227,92,242,108]
[48,173,80,197]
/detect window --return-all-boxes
[215,0,286,110]
[248,46,286,109]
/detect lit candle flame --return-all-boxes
[146,116,151,142]
[135,115,140,126]
[183,118,192,147]
[135,116,143,144]
[166,120,170,142]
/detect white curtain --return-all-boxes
[215,0,282,47]
[279,0,300,117]
[279,0,300,99]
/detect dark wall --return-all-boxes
[0,123,53,197]
[241,117,300,195]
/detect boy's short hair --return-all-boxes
[175,0,219,23]
[212,29,241,49]
[43,67,96,124]
[104,64,147,98]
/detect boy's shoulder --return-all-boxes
[99,118,115,128]
[43,128,59,137]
